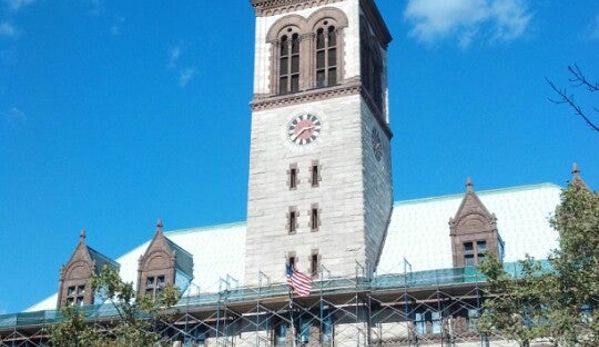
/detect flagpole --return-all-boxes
[289,288,297,347]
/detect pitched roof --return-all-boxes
[140,220,195,278]
[87,246,120,274]
[61,230,119,277]
[27,183,562,312]
[377,183,561,274]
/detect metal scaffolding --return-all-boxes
[0,262,536,347]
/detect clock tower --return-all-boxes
[245,0,393,284]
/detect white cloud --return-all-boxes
[168,46,182,69]
[3,107,27,124]
[166,45,195,87]
[179,67,196,87]
[2,0,35,11]
[489,0,531,41]
[0,22,18,38]
[404,0,532,47]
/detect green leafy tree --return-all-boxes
[479,178,599,346]
[548,178,599,346]
[478,255,554,347]
[50,266,181,347]
[49,306,103,347]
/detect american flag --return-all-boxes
[286,265,313,297]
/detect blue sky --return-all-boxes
[0,0,597,314]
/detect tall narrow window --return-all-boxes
[299,317,310,343]
[315,24,337,88]
[414,311,441,335]
[288,208,298,234]
[156,275,165,295]
[310,205,319,232]
[414,312,426,336]
[360,24,372,93]
[280,32,300,94]
[66,285,85,306]
[192,328,207,347]
[144,275,166,299]
[288,254,296,270]
[145,276,155,296]
[464,254,475,267]
[275,322,287,345]
[290,168,297,189]
[310,251,319,277]
[467,309,479,332]
[431,311,442,334]
[310,161,320,187]
[288,164,298,189]
[360,20,383,112]
[463,240,488,266]
[290,211,296,233]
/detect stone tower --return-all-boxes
[245,0,393,284]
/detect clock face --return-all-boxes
[288,113,322,145]
[371,127,382,161]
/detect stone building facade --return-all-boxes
[0,1,579,347]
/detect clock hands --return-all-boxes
[291,125,316,142]
[287,113,321,145]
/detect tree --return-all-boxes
[548,178,599,346]
[49,306,103,347]
[478,255,554,347]
[547,65,599,133]
[50,266,181,347]
[479,178,599,346]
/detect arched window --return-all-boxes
[315,24,337,88]
[279,32,300,94]
[360,19,383,112]
[266,10,347,96]
[360,25,372,92]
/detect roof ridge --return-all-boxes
[86,246,120,268]
[394,182,562,206]
[163,236,194,259]
[163,221,247,236]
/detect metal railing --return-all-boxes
[0,260,547,330]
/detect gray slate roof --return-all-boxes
[87,246,120,274]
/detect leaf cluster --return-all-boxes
[49,266,181,347]
[479,180,599,346]
[478,255,555,346]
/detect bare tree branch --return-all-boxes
[547,65,599,133]
[568,65,599,93]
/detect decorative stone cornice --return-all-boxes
[251,0,346,17]
[251,81,392,138]
[251,82,360,110]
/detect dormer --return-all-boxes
[137,220,193,299]
[449,178,505,268]
[57,230,120,308]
